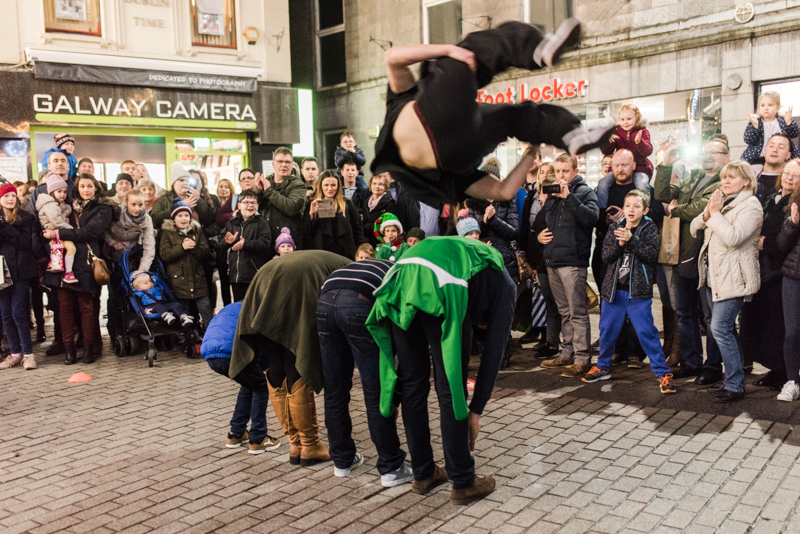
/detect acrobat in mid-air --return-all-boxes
[371,19,613,207]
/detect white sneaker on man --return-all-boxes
[381,461,414,488]
[334,452,363,478]
[777,381,799,402]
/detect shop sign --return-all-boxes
[477,78,588,104]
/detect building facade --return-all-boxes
[0,0,303,189]
[311,0,800,186]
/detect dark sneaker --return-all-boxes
[381,461,413,488]
[712,390,745,404]
[535,345,560,359]
[450,475,496,505]
[582,366,610,383]
[248,435,281,455]
[540,356,572,368]
[628,356,642,369]
[672,365,701,379]
[561,364,592,378]
[334,452,364,478]
[533,19,581,68]
[564,125,617,156]
[611,353,628,366]
[226,431,250,449]
[412,464,449,495]
[660,374,677,394]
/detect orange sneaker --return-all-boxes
[660,374,677,394]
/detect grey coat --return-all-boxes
[103,209,156,272]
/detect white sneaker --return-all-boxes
[533,19,581,68]
[381,460,414,488]
[777,381,799,402]
[334,452,363,478]
[0,354,22,369]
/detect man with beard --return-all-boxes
[755,133,792,204]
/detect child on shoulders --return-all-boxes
[742,91,800,164]
[601,104,653,178]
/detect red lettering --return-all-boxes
[477,90,486,103]
[552,78,564,99]
[565,82,576,98]
[506,87,514,104]
[495,93,505,103]
[519,84,529,102]
[484,94,494,104]
[577,80,587,95]
[530,87,541,102]
[542,86,552,101]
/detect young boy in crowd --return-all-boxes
[743,91,800,164]
[375,213,408,260]
[274,227,296,257]
[456,209,482,240]
[335,131,369,192]
[40,134,78,178]
[356,243,376,261]
[131,272,194,327]
[159,199,213,332]
[405,227,425,247]
[222,189,272,302]
[35,175,78,283]
[582,190,675,393]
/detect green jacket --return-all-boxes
[158,220,212,299]
[653,165,721,257]
[229,250,351,390]
[150,190,215,230]
[256,174,307,250]
[366,236,505,420]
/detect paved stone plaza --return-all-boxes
[3,317,800,534]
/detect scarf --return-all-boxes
[72,197,93,217]
[368,193,383,211]
[120,204,147,227]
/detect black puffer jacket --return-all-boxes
[467,198,520,279]
[600,217,658,302]
[759,192,791,283]
[222,212,272,284]
[777,201,800,281]
[43,196,115,295]
[0,209,47,284]
[540,177,599,268]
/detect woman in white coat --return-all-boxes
[690,161,763,403]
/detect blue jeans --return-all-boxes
[705,287,745,393]
[674,273,703,369]
[207,351,270,442]
[317,289,406,474]
[0,280,32,355]
[699,287,723,372]
[783,277,800,381]
[597,291,671,377]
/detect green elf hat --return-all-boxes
[373,213,404,244]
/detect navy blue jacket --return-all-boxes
[600,217,658,302]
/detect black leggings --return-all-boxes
[415,21,582,175]
[264,337,302,392]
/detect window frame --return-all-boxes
[190,0,239,50]
[423,0,462,45]
[523,0,574,34]
[315,0,346,90]
[43,0,103,37]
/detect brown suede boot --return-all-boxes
[268,379,301,464]
[288,378,331,466]
[665,310,682,368]
[411,464,449,495]
[450,475,496,505]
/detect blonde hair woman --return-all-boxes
[690,160,763,403]
[303,170,364,259]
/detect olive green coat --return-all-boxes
[158,219,212,299]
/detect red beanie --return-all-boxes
[0,183,17,200]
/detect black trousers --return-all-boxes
[264,337,302,392]
[416,21,581,175]
[231,283,249,303]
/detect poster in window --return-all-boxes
[55,0,87,21]
[197,0,225,35]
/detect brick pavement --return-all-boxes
[3,314,800,533]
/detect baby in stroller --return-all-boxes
[131,272,194,327]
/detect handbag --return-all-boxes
[0,256,12,291]
[658,215,681,265]
[585,283,599,310]
[677,229,704,280]
[530,281,547,328]
[75,216,111,286]
[47,236,65,273]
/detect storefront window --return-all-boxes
[425,0,462,45]
[175,138,246,152]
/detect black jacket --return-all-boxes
[43,197,114,295]
[777,201,800,281]
[222,212,272,284]
[303,198,364,260]
[759,192,791,283]
[0,209,47,284]
[540,176,599,268]
[361,193,396,246]
[600,217,658,302]
[394,182,421,231]
[467,198,520,278]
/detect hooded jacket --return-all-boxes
[35,193,73,231]
[222,211,272,284]
[540,176,599,268]
[600,217,658,302]
[201,302,243,360]
[158,219,212,299]
[690,190,763,301]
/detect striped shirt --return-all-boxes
[321,260,394,302]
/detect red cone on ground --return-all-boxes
[67,372,92,383]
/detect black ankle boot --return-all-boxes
[64,344,77,365]
[35,325,46,343]
[47,341,65,356]
[83,345,95,364]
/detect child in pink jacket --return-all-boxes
[601,104,654,178]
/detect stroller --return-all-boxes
[113,244,196,366]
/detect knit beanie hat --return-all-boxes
[456,209,480,237]
[54,133,75,148]
[46,175,68,194]
[115,173,134,187]
[171,199,192,220]
[0,183,17,200]
[406,227,425,241]
[170,161,191,183]
[480,156,502,178]
[373,213,403,243]
[274,227,296,251]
